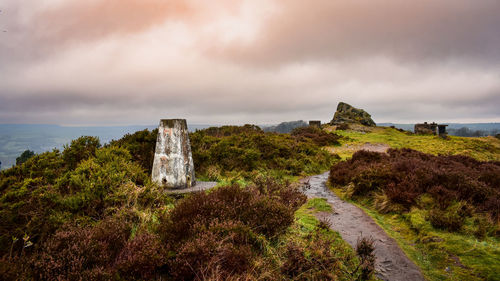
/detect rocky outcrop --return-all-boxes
[330,102,376,126]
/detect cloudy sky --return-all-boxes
[1,0,500,125]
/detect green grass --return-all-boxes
[326,125,500,161]
[291,198,380,281]
[332,188,500,281]
[293,200,354,259]
[293,198,333,234]
[303,198,333,212]
[293,198,347,248]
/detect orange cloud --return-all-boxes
[36,0,191,43]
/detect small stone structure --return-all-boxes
[437,124,448,137]
[414,122,437,135]
[309,120,321,127]
[152,119,196,189]
[330,102,376,126]
[414,122,448,137]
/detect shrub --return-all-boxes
[169,221,255,280]
[16,150,35,165]
[63,136,101,169]
[57,147,148,217]
[160,181,306,243]
[190,125,337,178]
[108,129,158,174]
[31,218,131,280]
[115,233,166,280]
[0,256,28,281]
[109,125,340,179]
[157,180,306,279]
[427,202,469,232]
[291,126,341,146]
[200,124,263,137]
[0,146,149,258]
[329,148,500,233]
[0,126,342,280]
[356,237,376,280]
[281,227,362,280]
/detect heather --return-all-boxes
[190,125,339,179]
[329,148,500,226]
[0,170,369,280]
[0,126,362,280]
[329,148,500,280]
[290,126,341,146]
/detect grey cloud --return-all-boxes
[220,0,500,66]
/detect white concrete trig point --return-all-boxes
[151,119,196,189]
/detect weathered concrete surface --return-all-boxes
[164,181,217,194]
[152,119,196,189]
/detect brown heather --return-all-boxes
[329,148,500,232]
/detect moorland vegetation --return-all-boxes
[1,126,377,280]
[329,147,500,280]
[3,120,500,281]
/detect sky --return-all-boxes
[1,0,500,126]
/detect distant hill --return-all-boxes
[0,124,213,170]
[262,120,308,133]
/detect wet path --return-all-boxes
[301,172,426,281]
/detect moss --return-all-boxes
[405,208,433,234]
[304,198,332,212]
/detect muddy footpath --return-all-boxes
[300,172,426,281]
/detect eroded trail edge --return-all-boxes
[301,172,426,281]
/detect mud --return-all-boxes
[301,172,425,281]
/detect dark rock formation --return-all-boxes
[330,102,376,126]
